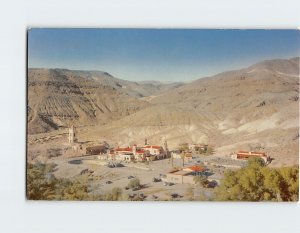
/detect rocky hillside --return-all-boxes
[27,68,148,134]
[34,69,184,98]
[81,58,299,165]
[145,57,299,164]
[27,58,299,166]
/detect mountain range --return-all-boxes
[27,57,299,166]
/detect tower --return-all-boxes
[132,144,137,154]
[68,125,77,144]
[164,140,168,152]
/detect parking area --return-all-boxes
[46,154,234,200]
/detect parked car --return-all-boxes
[80,168,94,175]
[105,181,112,184]
[128,175,135,179]
[128,194,136,199]
[152,177,162,182]
[163,182,174,186]
[208,180,218,188]
[139,193,144,198]
[171,193,179,198]
[152,195,158,199]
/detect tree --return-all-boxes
[205,146,214,156]
[27,162,90,200]
[194,175,209,188]
[178,143,189,152]
[27,163,57,200]
[185,187,195,200]
[214,158,299,201]
[197,145,214,156]
[55,179,89,200]
[103,188,123,201]
[127,178,141,189]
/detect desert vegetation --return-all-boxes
[126,178,142,190]
[214,157,299,201]
[27,163,147,201]
[197,146,214,156]
[194,175,210,188]
[27,163,90,200]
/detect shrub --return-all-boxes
[103,187,123,201]
[214,158,299,201]
[27,162,90,200]
[127,178,141,189]
[194,175,210,188]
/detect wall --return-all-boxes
[165,174,183,184]
[182,175,195,185]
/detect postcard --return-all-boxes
[27,29,299,201]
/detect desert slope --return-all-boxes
[27,58,299,166]
[147,57,299,165]
[27,68,148,134]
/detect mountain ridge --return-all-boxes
[27,57,299,166]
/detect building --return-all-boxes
[113,147,135,162]
[182,165,206,173]
[231,151,270,163]
[171,151,193,161]
[106,142,168,162]
[162,165,208,185]
[182,151,193,162]
[171,150,182,159]
[86,144,108,155]
[142,145,163,155]
[134,147,148,161]
[68,125,77,144]
[189,143,208,153]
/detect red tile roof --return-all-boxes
[143,145,161,149]
[115,147,133,152]
[237,151,267,157]
[136,150,146,154]
[185,165,206,172]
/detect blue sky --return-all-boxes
[28,29,300,82]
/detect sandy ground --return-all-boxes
[46,155,221,201]
[27,128,294,201]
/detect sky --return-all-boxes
[28,29,300,82]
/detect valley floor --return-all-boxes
[26,125,299,201]
[31,152,234,201]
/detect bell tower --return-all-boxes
[68,125,77,144]
[164,139,169,158]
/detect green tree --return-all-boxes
[103,187,123,201]
[214,158,299,201]
[127,178,141,189]
[178,143,189,152]
[27,162,90,200]
[27,163,57,200]
[185,187,195,200]
[205,146,214,156]
[194,175,209,188]
[197,145,214,156]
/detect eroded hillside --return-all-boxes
[27,58,299,166]
[27,69,148,134]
